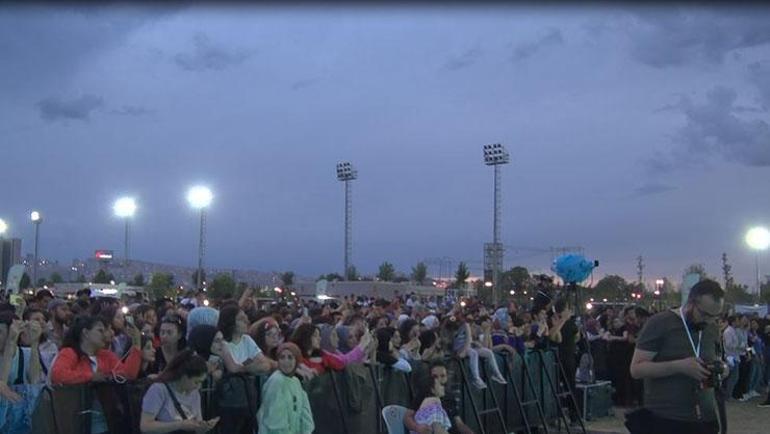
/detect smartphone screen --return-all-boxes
[10,294,22,306]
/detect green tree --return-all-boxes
[721,253,734,289]
[319,273,344,282]
[455,262,470,289]
[50,272,63,284]
[132,273,146,286]
[683,263,708,281]
[19,273,31,290]
[93,269,111,284]
[592,275,629,301]
[761,280,770,304]
[345,265,359,281]
[147,272,175,300]
[280,271,295,287]
[500,266,530,293]
[377,262,396,282]
[191,269,207,287]
[208,273,237,300]
[725,283,753,304]
[411,262,428,285]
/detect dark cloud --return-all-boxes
[632,182,676,197]
[652,86,770,169]
[109,105,154,116]
[443,47,482,71]
[628,9,770,68]
[36,94,104,122]
[747,62,770,109]
[511,28,563,62]
[174,33,249,72]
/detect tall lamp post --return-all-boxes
[113,197,137,267]
[187,186,213,290]
[336,162,357,279]
[745,227,770,304]
[30,211,42,286]
[0,219,7,287]
[483,143,510,306]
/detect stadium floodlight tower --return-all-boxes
[30,211,42,286]
[187,186,213,290]
[113,197,137,266]
[483,143,510,306]
[336,162,357,280]
[746,226,770,304]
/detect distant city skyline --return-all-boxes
[2,5,770,288]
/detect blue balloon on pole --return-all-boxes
[551,254,597,284]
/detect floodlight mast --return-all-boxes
[31,211,42,286]
[187,186,213,290]
[113,198,137,266]
[746,227,770,303]
[483,144,510,306]
[336,162,357,279]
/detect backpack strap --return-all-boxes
[14,345,25,385]
[163,383,189,420]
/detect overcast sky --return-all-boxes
[2,4,770,287]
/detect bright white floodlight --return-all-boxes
[113,197,137,218]
[187,186,213,209]
[0,219,7,235]
[746,227,770,251]
[30,211,41,222]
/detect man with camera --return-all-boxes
[628,279,726,434]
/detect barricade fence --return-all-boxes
[27,349,565,434]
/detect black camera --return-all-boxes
[703,361,724,389]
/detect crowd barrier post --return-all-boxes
[328,369,350,434]
[535,349,586,434]
[366,363,386,434]
[500,350,549,434]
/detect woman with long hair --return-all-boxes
[289,323,325,374]
[217,305,275,373]
[249,317,282,362]
[376,327,412,372]
[140,350,220,433]
[50,315,142,434]
[148,314,187,376]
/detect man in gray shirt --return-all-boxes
[630,279,726,434]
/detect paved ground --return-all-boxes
[583,399,770,434]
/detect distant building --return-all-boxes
[0,238,22,285]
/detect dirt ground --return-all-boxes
[583,399,770,434]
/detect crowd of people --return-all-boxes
[0,281,769,434]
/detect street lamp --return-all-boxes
[336,162,357,279]
[483,143,510,306]
[30,211,42,287]
[0,219,7,237]
[187,186,213,290]
[746,226,770,303]
[113,197,137,266]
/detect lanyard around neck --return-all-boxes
[679,306,702,358]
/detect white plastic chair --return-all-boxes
[382,404,408,434]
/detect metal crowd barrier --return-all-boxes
[28,349,564,434]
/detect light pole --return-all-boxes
[0,219,7,288]
[336,162,357,279]
[483,143,510,306]
[745,227,770,304]
[187,186,213,290]
[655,278,664,310]
[113,197,137,267]
[30,211,42,287]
